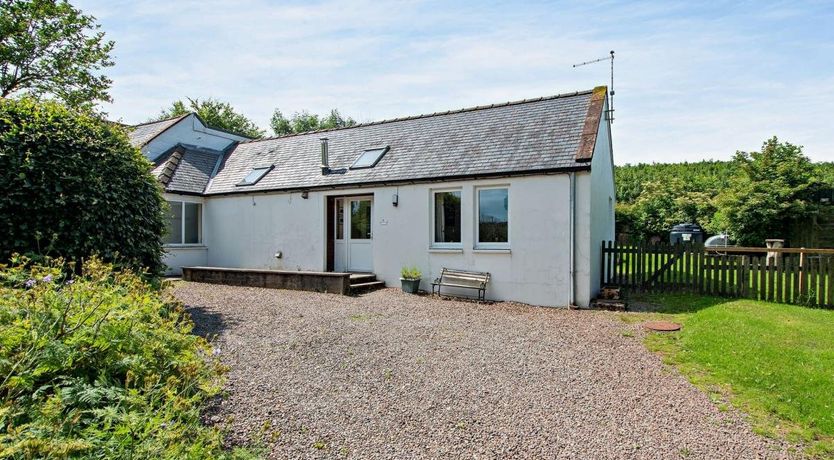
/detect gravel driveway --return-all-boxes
[173,282,790,459]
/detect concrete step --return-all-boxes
[350,280,385,294]
[350,273,377,284]
[591,299,627,311]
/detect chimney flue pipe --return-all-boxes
[320,138,330,174]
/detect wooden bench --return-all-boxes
[431,268,491,301]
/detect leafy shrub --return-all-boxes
[400,265,422,280]
[0,98,167,275]
[712,137,819,246]
[0,256,256,459]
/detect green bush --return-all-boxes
[0,256,256,459]
[400,265,422,280]
[0,98,167,275]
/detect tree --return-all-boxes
[270,109,293,135]
[289,110,320,133]
[617,178,716,241]
[0,0,114,109]
[154,97,264,138]
[0,97,167,274]
[712,137,818,246]
[269,107,356,136]
[320,109,356,130]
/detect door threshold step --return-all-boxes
[350,280,385,293]
[350,273,377,284]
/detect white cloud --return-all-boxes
[78,0,834,163]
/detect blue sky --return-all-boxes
[77,0,834,164]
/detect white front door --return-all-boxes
[333,197,373,272]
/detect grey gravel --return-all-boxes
[172,282,793,459]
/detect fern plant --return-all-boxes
[0,255,258,459]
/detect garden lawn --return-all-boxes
[631,293,834,457]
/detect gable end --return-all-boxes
[575,86,607,163]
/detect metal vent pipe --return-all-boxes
[320,138,329,174]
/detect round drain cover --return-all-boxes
[643,321,681,332]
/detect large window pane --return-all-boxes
[183,202,201,244]
[434,191,461,244]
[163,201,182,244]
[350,200,372,239]
[478,188,508,244]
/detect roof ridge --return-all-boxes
[130,113,190,128]
[176,143,226,155]
[239,89,596,144]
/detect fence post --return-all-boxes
[775,255,783,303]
[799,249,806,298]
[696,248,703,294]
[740,255,748,298]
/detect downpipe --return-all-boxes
[569,172,576,307]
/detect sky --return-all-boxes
[76,0,834,165]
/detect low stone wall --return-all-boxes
[181,267,351,295]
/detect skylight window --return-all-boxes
[350,146,389,169]
[237,165,273,186]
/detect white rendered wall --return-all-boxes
[203,175,579,307]
[205,192,324,271]
[587,98,616,302]
[574,171,592,307]
[141,114,247,161]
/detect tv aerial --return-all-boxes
[573,50,615,123]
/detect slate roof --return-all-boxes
[152,145,223,195]
[127,114,188,147]
[202,88,603,196]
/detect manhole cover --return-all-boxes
[643,321,681,332]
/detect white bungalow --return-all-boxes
[128,87,615,307]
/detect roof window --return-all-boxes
[350,146,389,169]
[237,165,273,186]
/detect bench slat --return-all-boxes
[433,267,490,301]
[443,275,486,283]
[434,282,485,289]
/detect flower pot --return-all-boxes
[400,278,421,294]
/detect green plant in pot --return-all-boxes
[400,265,422,294]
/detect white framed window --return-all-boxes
[163,200,202,245]
[431,189,462,248]
[475,186,509,249]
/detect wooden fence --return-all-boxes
[601,241,834,307]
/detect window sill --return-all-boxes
[164,244,207,250]
[428,247,464,254]
[472,248,511,254]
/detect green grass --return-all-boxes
[628,293,834,457]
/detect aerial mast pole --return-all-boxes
[572,50,615,123]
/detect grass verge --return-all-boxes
[625,293,834,458]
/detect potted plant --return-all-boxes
[400,265,422,294]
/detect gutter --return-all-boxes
[203,165,592,198]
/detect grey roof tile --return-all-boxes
[152,145,223,194]
[205,89,596,195]
[127,115,188,147]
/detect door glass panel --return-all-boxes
[336,200,344,240]
[350,200,372,239]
